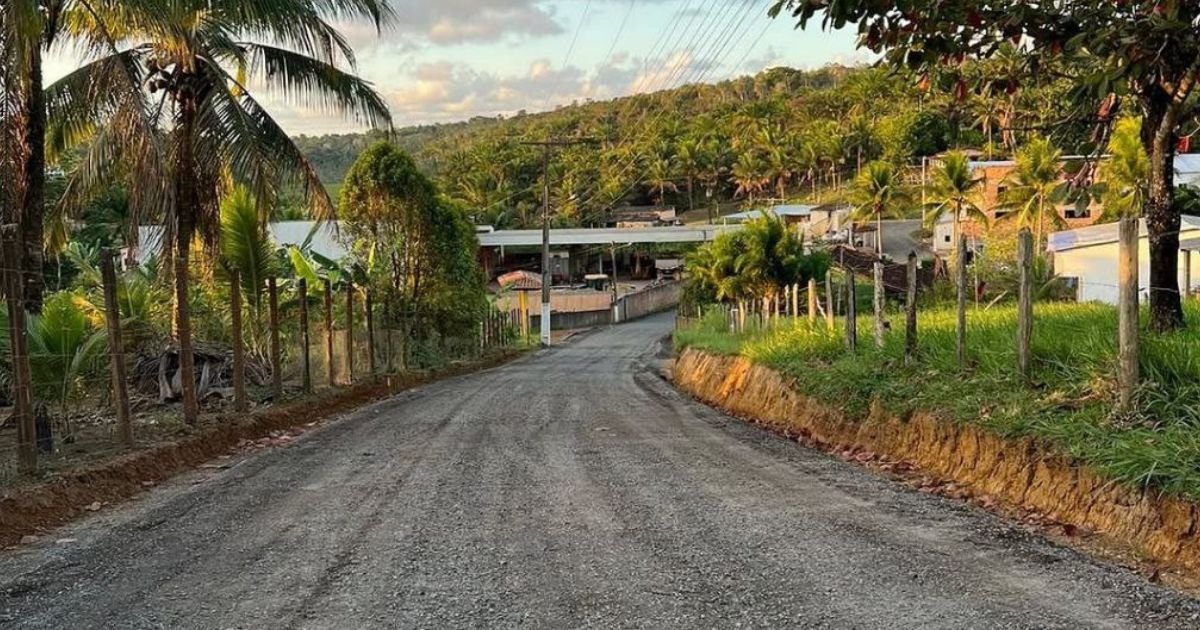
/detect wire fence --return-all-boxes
[0,251,527,485]
[677,219,1157,412]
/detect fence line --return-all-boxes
[677,221,1170,421]
[0,261,525,483]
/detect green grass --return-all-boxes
[675,302,1200,500]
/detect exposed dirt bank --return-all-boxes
[673,348,1200,573]
[0,351,523,547]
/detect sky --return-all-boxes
[46,0,866,136]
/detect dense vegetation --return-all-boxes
[0,0,496,461]
[294,60,1095,229]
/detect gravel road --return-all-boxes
[2,312,1199,629]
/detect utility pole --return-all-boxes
[522,137,598,347]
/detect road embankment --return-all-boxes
[673,347,1200,573]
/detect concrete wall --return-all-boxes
[530,309,613,331]
[615,282,682,322]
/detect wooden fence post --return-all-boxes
[383,295,394,373]
[905,251,918,364]
[1118,216,1139,412]
[1186,249,1193,299]
[806,278,816,324]
[345,282,355,384]
[873,261,885,348]
[298,279,312,393]
[100,250,133,447]
[956,235,968,370]
[845,267,857,351]
[229,270,247,412]
[825,269,835,331]
[1016,229,1034,380]
[366,288,376,376]
[268,277,282,399]
[324,279,334,388]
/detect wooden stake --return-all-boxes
[845,268,857,351]
[1016,229,1034,380]
[324,279,334,388]
[824,269,835,331]
[366,288,376,376]
[101,250,133,447]
[1186,249,1193,299]
[299,279,312,393]
[268,277,282,399]
[807,278,817,323]
[229,270,247,412]
[1118,216,1139,412]
[873,261,885,348]
[905,252,918,364]
[384,295,394,373]
[956,235,968,370]
[345,282,355,384]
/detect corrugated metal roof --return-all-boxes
[134,221,349,264]
[722,205,815,222]
[1047,215,1200,252]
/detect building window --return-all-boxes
[1064,206,1091,219]
[944,234,951,243]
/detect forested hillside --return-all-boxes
[298,55,1091,229]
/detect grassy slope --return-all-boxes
[676,302,1200,500]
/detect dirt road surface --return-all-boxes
[2,313,1199,629]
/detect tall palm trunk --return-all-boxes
[19,41,45,314]
[174,99,200,424]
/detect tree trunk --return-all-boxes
[1143,101,1184,331]
[173,101,199,425]
[19,43,45,314]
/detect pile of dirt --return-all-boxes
[0,350,523,547]
[673,348,1200,572]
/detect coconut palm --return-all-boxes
[644,153,678,206]
[48,0,393,423]
[1,1,69,312]
[848,160,911,256]
[675,136,702,212]
[1095,118,1149,222]
[996,136,1067,246]
[731,152,769,205]
[925,151,988,252]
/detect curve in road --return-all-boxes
[1,313,1199,629]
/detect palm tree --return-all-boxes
[49,0,393,423]
[1096,118,1148,222]
[996,136,1066,246]
[731,152,769,205]
[644,154,678,206]
[848,160,911,256]
[925,151,988,253]
[1,1,68,313]
[675,136,702,212]
[696,140,726,223]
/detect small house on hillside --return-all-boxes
[1047,216,1200,304]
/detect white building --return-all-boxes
[1047,216,1200,304]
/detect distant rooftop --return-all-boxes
[721,205,816,222]
[1047,215,1200,252]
